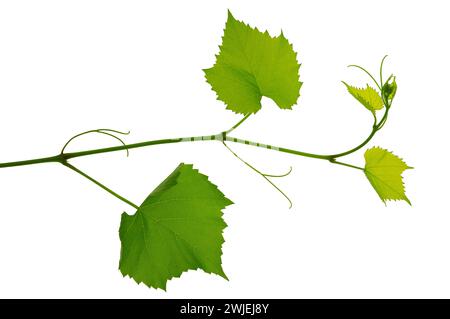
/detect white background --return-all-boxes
[0,0,449,298]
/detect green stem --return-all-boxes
[325,123,378,158]
[225,115,378,161]
[226,113,251,133]
[63,161,139,209]
[375,91,392,131]
[0,122,379,169]
[329,159,364,171]
[0,138,184,168]
[65,137,184,160]
[0,117,380,206]
[0,155,63,168]
[0,100,388,172]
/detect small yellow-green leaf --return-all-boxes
[364,147,412,205]
[343,82,384,113]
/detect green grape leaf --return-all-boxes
[204,10,302,115]
[364,147,412,205]
[343,82,384,114]
[119,163,233,290]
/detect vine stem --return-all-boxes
[0,57,394,209]
[62,161,139,209]
[0,123,378,169]
[0,111,386,207]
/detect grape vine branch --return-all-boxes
[0,11,412,290]
[0,82,387,208]
[0,75,387,208]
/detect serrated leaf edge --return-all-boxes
[343,82,384,114]
[364,146,413,205]
[204,10,302,115]
[119,163,233,291]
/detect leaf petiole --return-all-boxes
[329,158,364,171]
[225,113,251,134]
[63,161,139,209]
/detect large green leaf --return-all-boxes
[204,10,302,114]
[364,147,412,205]
[119,163,233,290]
[343,82,384,114]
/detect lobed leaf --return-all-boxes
[204,10,302,114]
[364,147,412,205]
[119,163,233,290]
